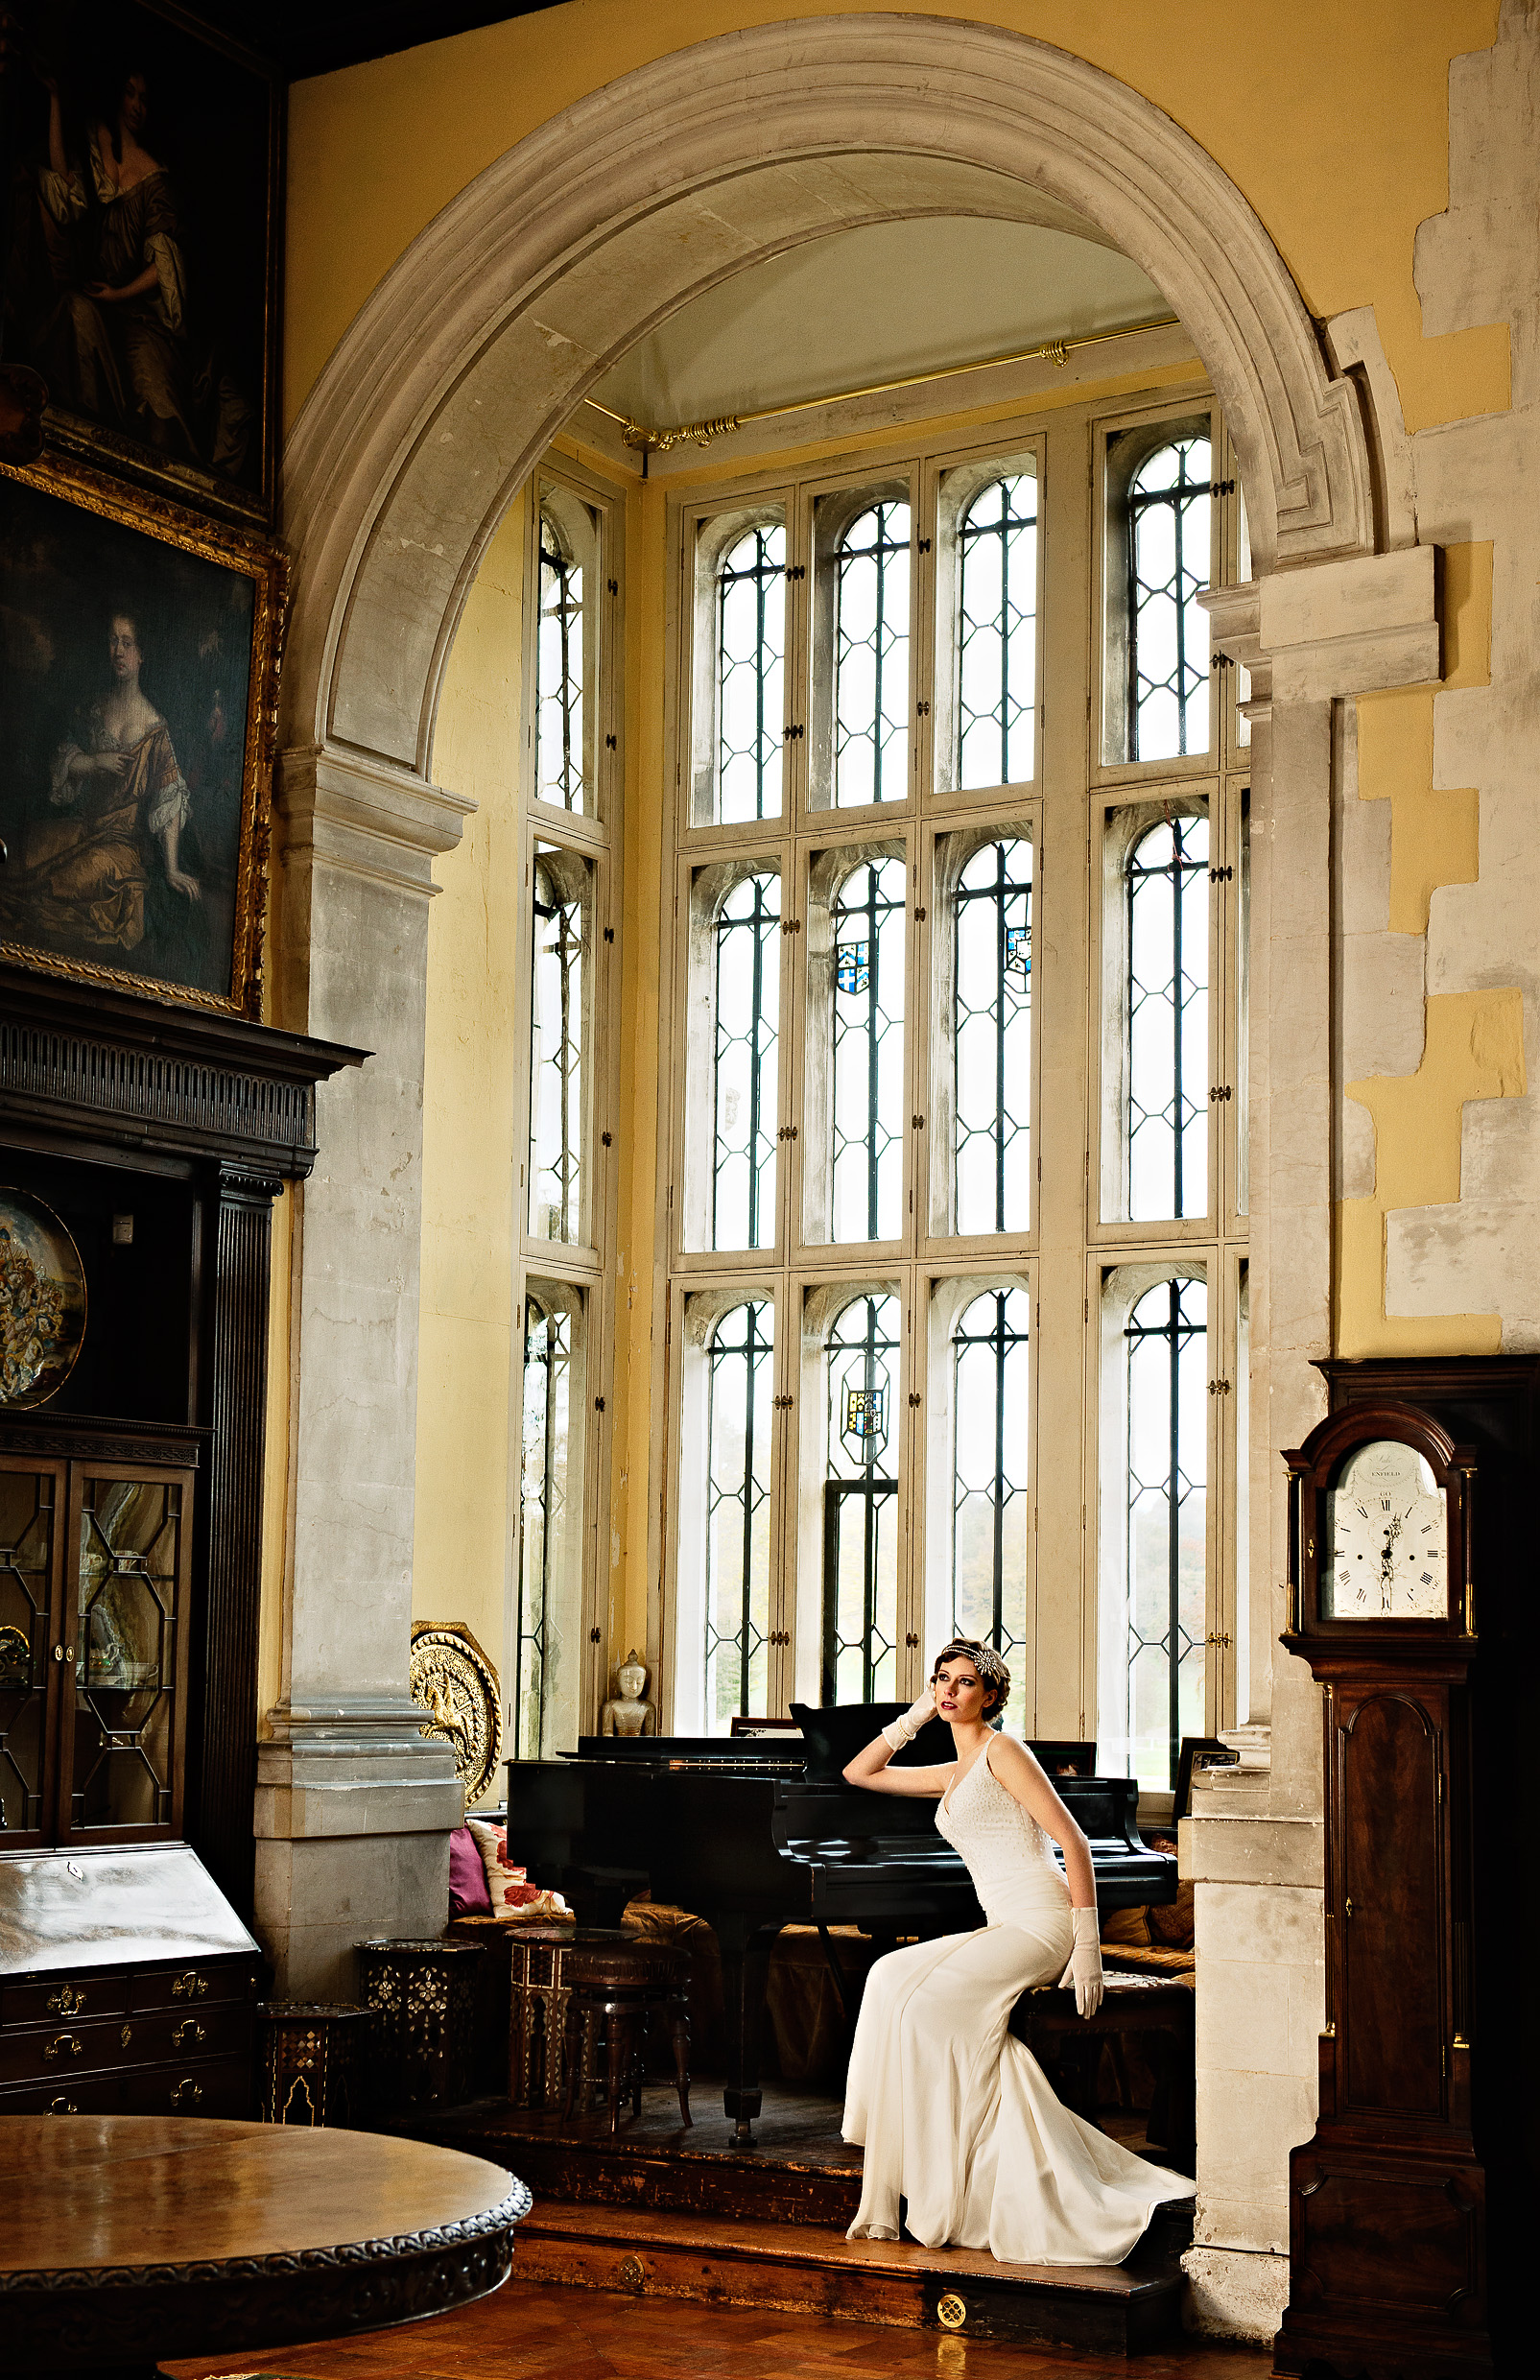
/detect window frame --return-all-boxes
[652,387,1246,1773]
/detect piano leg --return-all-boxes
[717,1916,779,2145]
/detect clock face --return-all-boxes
[1322,1439,1448,1621]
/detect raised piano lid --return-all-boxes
[0,1843,259,1977]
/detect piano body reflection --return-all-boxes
[506,1732,1176,2142]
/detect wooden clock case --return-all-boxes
[1272,1358,1537,2380]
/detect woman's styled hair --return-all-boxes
[930,1636,1011,1720]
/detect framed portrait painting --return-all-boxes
[0,455,284,1016]
[2,1,281,524]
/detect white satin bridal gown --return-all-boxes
[841,1737,1195,2265]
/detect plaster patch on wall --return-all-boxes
[1356,688,1479,935]
[1339,988,1524,1356]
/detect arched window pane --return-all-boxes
[836,501,910,807]
[515,1296,571,1757]
[529,846,587,1242]
[1127,814,1208,1220]
[1125,1276,1207,1791]
[951,1287,1031,1734]
[535,513,584,812]
[823,1295,900,1703]
[958,475,1036,789]
[706,1301,774,1727]
[954,838,1032,1234]
[714,873,780,1250]
[1128,438,1211,761]
[717,524,785,823]
[831,858,906,1242]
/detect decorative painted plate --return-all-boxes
[0,1189,86,1409]
[410,1622,503,1805]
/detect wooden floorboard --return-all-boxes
[160,2277,1273,2380]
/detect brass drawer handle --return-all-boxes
[43,2034,83,2062]
[48,2095,78,2115]
[170,2077,203,2109]
[172,2018,206,2051]
[47,1985,86,2017]
[171,1970,208,2001]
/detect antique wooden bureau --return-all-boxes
[0,1843,260,2116]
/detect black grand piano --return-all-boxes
[505,1707,1176,2142]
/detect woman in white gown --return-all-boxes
[841,1638,1195,2266]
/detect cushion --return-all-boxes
[466,1816,567,1915]
[448,1823,492,1917]
[791,1702,954,1779]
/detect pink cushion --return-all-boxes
[448,1823,492,1917]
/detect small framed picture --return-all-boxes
[3,2,282,524]
[1174,1735,1239,1819]
[0,453,285,1016]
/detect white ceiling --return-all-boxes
[588,218,1169,430]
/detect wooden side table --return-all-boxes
[474,1923,689,2127]
[355,1940,485,2110]
[256,2001,372,2125]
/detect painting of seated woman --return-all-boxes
[0,462,281,1014]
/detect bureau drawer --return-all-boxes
[120,2058,254,2118]
[129,1960,257,2013]
[0,2069,135,2115]
[124,2003,252,2066]
[0,1973,128,2027]
[0,2012,138,2083]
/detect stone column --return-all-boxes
[254,742,475,1995]
[1184,553,1440,2337]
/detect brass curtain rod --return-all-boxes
[583,313,1183,454]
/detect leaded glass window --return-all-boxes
[954,838,1032,1234]
[822,1294,900,1702]
[836,501,910,807]
[831,859,905,1242]
[958,475,1037,789]
[1127,814,1208,1220]
[529,846,588,1243]
[1126,437,1211,761]
[951,1287,1031,1733]
[535,512,585,812]
[705,1300,774,1726]
[1124,1276,1207,1792]
[717,524,785,823]
[515,1295,571,1758]
[713,873,780,1250]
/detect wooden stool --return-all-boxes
[355,1938,485,2110]
[1008,1970,1195,2164]
[557,1929,691,2133]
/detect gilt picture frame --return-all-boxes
[3,0,282,526]
[0,451,285,1018]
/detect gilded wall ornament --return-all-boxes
[0,1189,86,1409]
[409,1622,502,1805]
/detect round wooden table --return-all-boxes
[0,2116,531,2377]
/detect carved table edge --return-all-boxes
[0,2181,533,2294]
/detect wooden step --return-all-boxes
[512,2198,1192,2357]
[389,2090,865,2226]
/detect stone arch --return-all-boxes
[281,12,1380,784]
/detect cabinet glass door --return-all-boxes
[0,1462,64,1844]
[65,1468,191,1839]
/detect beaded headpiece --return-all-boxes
[930,1636,1011,1715]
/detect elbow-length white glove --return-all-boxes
[881,1687,936,1750]
[1060,1906,1105,2019]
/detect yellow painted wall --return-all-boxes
[409,495,528,1743]
[285,0,1505,440]
[269,1,1525,1718]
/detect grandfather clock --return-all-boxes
[1273,1399,1490,2380]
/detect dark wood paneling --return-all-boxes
[192,1167,279,1914]
[1339,1694,1442,2117]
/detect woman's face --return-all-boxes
[108,616,141,682]
[933,1658,991,1724]
[120,75,149,137]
